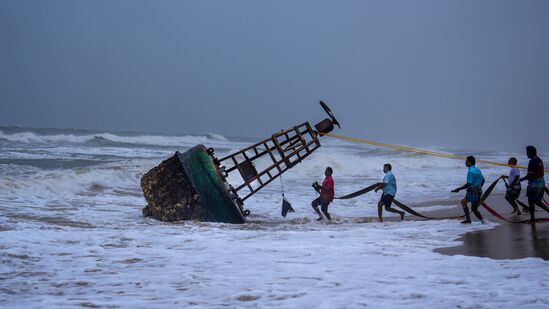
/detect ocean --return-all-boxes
[1,125,547,308]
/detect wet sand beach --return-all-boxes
[430,195,549,260]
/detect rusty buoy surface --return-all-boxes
[141,145,246,224]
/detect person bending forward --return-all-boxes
[452,156,485,224]
[375,164,404,222]
[311,167,335,221]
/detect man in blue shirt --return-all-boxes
[452,156,485,224]
[375,163,404,222]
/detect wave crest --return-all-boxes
[0,130,228,147]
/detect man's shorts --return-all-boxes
[505,186,521,201]
[312,197,330,210]
[380,194,394,208]
[466,186,482,204]
[527,178,545,203]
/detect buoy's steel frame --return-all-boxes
[212,122,321,206]
[140,101,339,224]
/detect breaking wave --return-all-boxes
[0,126,511,206]
[0,129,229,147]
[0,162,147,201]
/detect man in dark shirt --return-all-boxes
[311,167,335,221]
[520,145,545,223]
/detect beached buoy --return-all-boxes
[141,101,340,224]
[141,145,246,223]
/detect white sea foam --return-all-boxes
[0,163,144,199]
[1,127,544,308]
[1,214,547,308]
[0,141,511,208]
[0,130,230,147]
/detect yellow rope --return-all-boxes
[322,132,549,172]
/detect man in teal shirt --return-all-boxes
[375,164,404,222]
[452,156,485,224]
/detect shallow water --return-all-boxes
[1,126,547,308]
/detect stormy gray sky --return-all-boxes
[1,1,548,151]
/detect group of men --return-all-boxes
[311,145,546,224]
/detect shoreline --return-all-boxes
[428,195,549,260]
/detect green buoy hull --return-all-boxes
[141,145,246,224]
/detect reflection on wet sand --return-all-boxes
[429,194,549,260]
[435,222,549,260]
